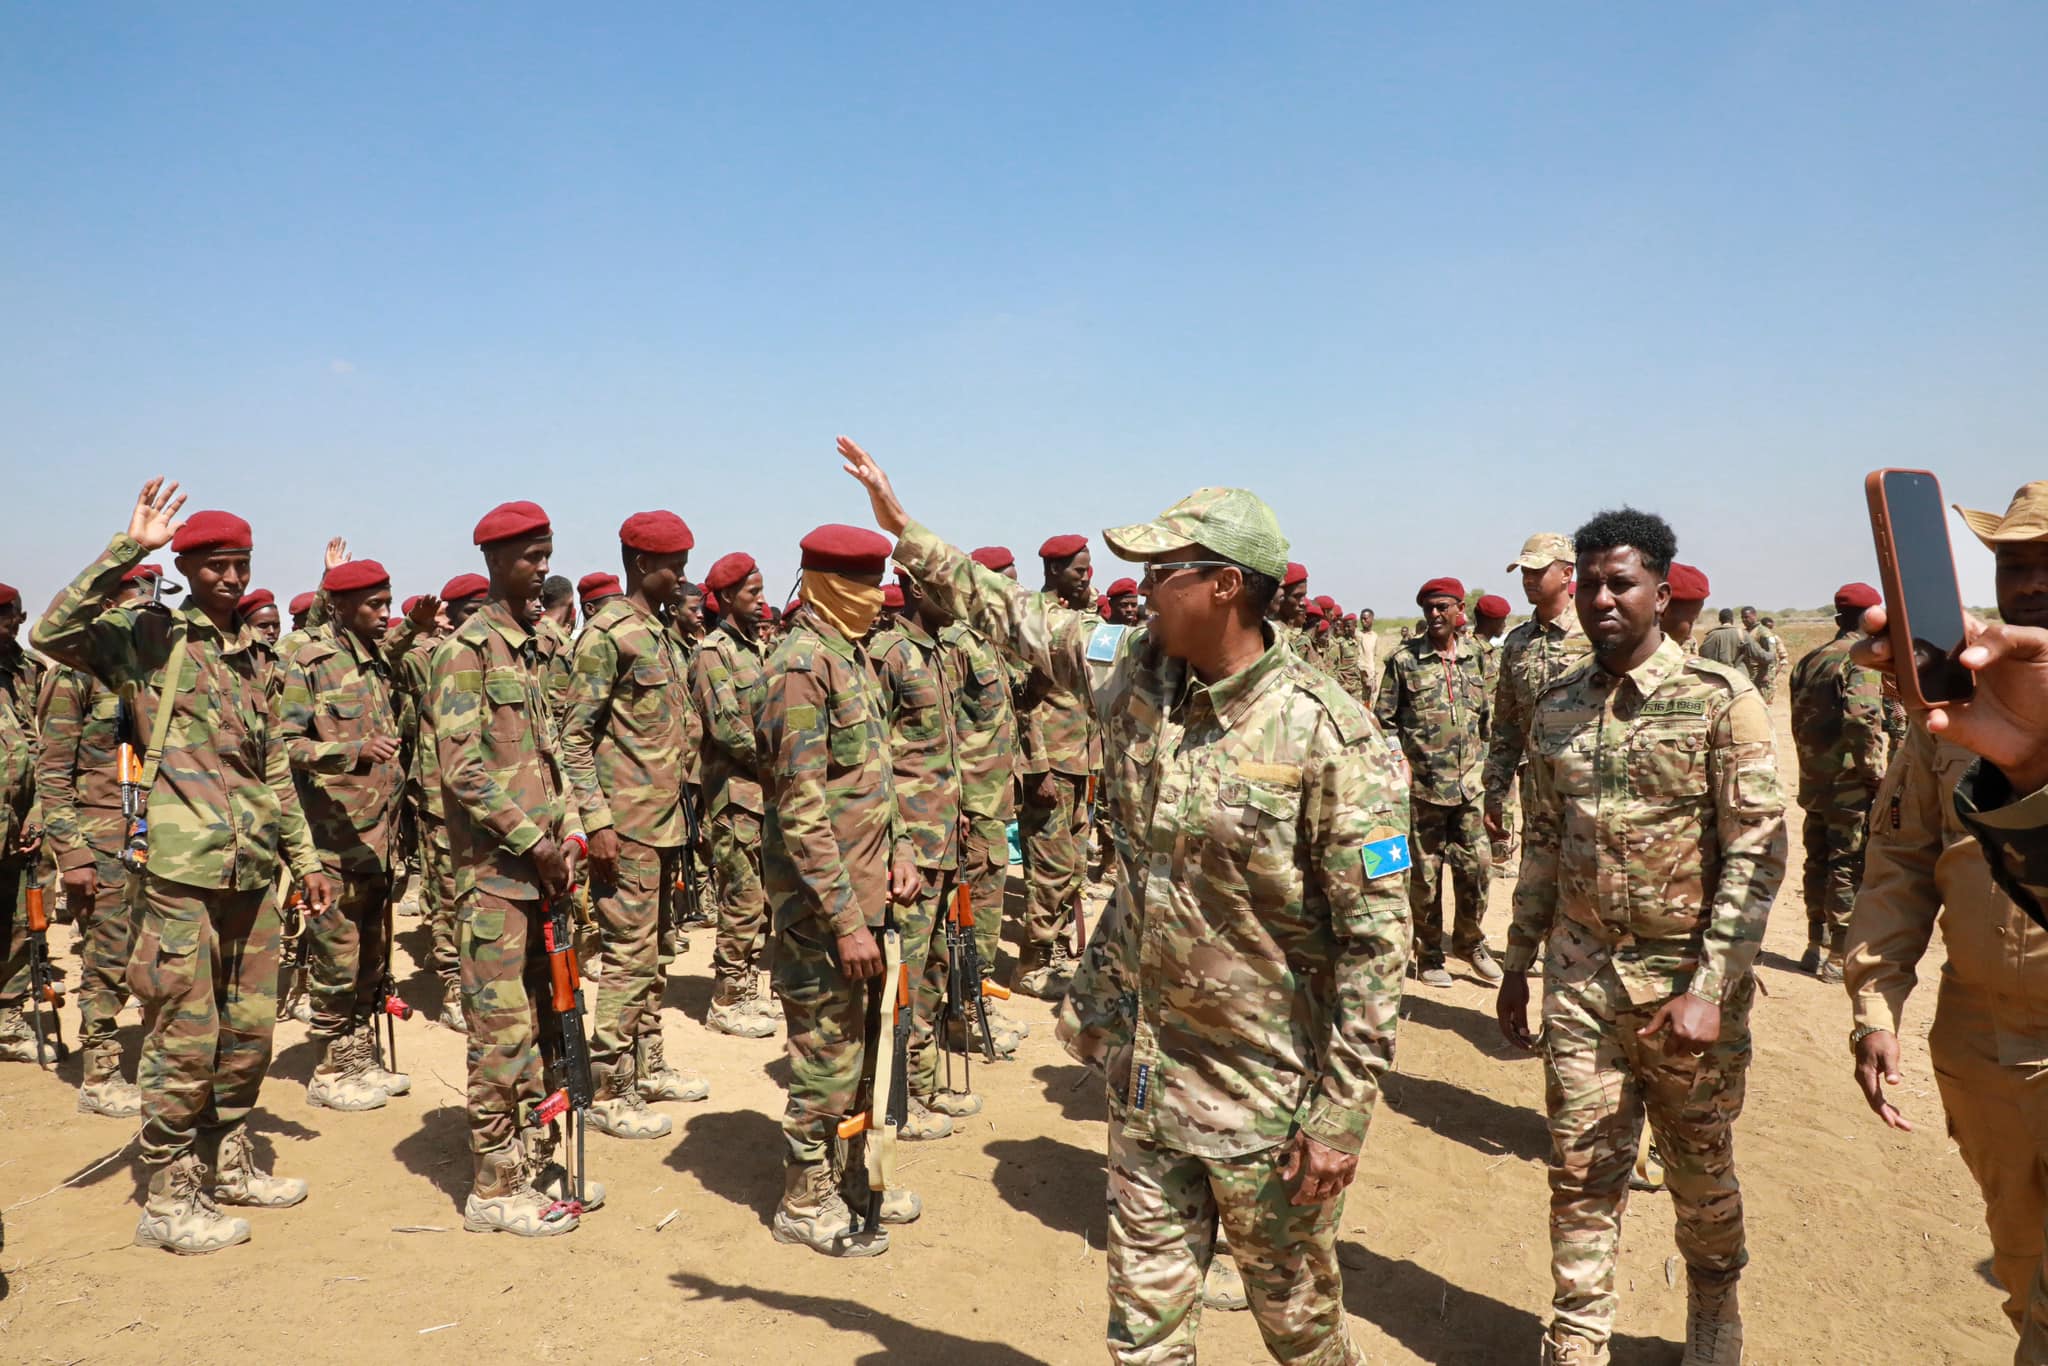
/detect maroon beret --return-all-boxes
[238,589,276,614]
[1314,594,1336,612]
[620,510,694,555]
[1303,599,1325,619]
[1283,562,1308,587]
[288,591,317,616]
[472,500,551,547]
[1834,581,1881,613]
[703,552,758,594]
[1039,534,1088,561]
[386,617,402,631]
[1105,577,1139,597]
[881,584,905,609]
[799,524,892,577]
[0,582,17,608]
[400,595,423,616]
[323,559,390,594]
[970,546,1015,572]
[578,571,623,603]
[120,562,166,584]
[440,573,489,603]
[1665,562,1710,603]
[1416,577,1465,605]
[1476,594,1512,620]
[172,510,253,554]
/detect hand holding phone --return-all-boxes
[1866,469,1975,708]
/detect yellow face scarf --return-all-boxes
[800,570,885,640]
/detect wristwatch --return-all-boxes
[1849,1023,1889,1055]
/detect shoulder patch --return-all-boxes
[1300,671,1368,745]
[1361,828,1411,881]
[1086,623,1127,664]
[1683,656,1752,694]
[1725,687,1773,747]
[1541,656,1599,699]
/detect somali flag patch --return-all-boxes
[1361,831,1412,881]
[1086,623,1127,664]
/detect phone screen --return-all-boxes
[1881,469,1974,703]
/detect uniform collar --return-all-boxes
[1193,629,1287,730]
[178,598,255,655]
[479,599,537,652]
[718,616,763,652]
[1599,633,1686,697]
[1535,607,1583,639]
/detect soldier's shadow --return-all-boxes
[983,1134,1105,1244]
[670,1271,1054,1364]
[1381,1070,1550,1165]
[1031,1062,1108,1124]
[1401,992,1530,1062]
[390,1102,473,1212]
[664,1108,784,1225]
[664,968,716,1022]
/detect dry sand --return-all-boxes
[0,634,2012,1363]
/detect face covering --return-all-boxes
[800,570,884,640]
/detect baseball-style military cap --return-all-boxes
[1507,532,1574,572]
[1956,481,2048,548]
[1103,487,1290,581]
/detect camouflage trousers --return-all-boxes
[709,810,768,989]
[458,888,549,1166]
[129,874,282,1168]
[1540,936,1753,1345]
[901,866,957,1099]
[67,833,142,1052]
[1020,771,1088,948]
[773,913,870,1164]
[1106,1117,1362,1364]
[1927,983,2048,1357]
[0,857,32,1007]
[307,865,392,1038]
[961,814,1009,975]
[1799,806,1869,950]
[1407,797,1491,966]
[591,837,676,1066]
[419,814,458,984]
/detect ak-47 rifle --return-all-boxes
[1073,774,1097,955]
[941,886,1014,1089]
[116,737,148,871]
[373,864,414,1073]
[677,785,704,927]
[835,911,905,1236]
[22,883,69,1068]
[535,886,594,1212]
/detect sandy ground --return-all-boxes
[0,644,2016,1365]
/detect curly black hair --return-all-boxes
[1572,507,1677,577]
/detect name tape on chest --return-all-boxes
[1638,696,1707,718]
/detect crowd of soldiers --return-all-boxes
[2,462,2047,1366]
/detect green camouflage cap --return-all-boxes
[1103,487,1290,581]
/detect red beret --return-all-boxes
[799,524,893,577]
[1039,534,1088,561]
[704,552,758,594]
[0,582,17,608]
[323,559,390,594]
[401,595,424,616]
[386,617,402,631]
[1106,577,1139,597]
[120,562,166,584]
[1476,594,1512,619]
[1097,594,1112,618]
[970,546,1016,572]
[172,510,253,554]
[578,571,623,603]
[1834,582,1881,612]
[881,584,905,609]
[620,510,694,555]
[1314,594,1336,612]
[238,589,276,614]
[1303,599,1325,619]
[472,500,551,547]
[440,573,489,603]
[288,591,317,616]
[1665,562,1710,603]
[1283,562,1308,587]
[1416,577,1465,605]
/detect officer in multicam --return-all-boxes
[1495,508,1784,1366]
[843,435,1410,1366]
[1485,533,1591,876]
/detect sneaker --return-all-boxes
[1462,945,1505,985]
[1418,965,1454,989]
[898,1095,954,1142]
[588,1058,674,1140]
[464,1146,579,1238]
[1818,955,1845,985]
[1680,1275,1743,1365]
[772,1161,887,1258]
[306,1034,388,1112]
[135,1155,251,1255]
[635,1036,709,1103]
[212,1128,309,1208]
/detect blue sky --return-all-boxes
[3,4,2040,618]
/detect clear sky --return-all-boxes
[3,4,2040,621]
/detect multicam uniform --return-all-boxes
[1376,637,1491,972]
[1789,626,1888,961]
[895,517,1411,1365]
[1507,636,1786,1351]
[1483,609,1590,870]
[691,616,774,1020]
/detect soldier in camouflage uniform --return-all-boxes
[670,579,711,953]
[276,558,418,1111]
[577,571,623,623]
[238,588,282,649]
[845,437,1411,1365]
[1661,563,1710,655]
[1106,577,1144,626]
[1495,508,1785,1366]
[35,482,334,1255]
[693,552,778,1038]
[1013,533,1101,998]
[0,581,43,1066]
[760,524,922,1258]
[1789,583,1889,982]
[1325,613,1368,706]
[1378,577,1496,989]
[561,510,709,1139]
[434,500,593,1238]
[1484,533,1590,882]
[1740,607,1780,703]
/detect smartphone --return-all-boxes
[1865,468,1975,708]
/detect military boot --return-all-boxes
[772,1160,887,1258]
[707,981,776,1038]
[355,1021,411,1096]
[898,1094,954,1142]
[1201,1251,1249,1311]
[528,1126,607,1211]
[878,1186,922,1225]
[212,1127,309,1208]
[1012,943,1065,1000]
[588,1056,674,1139]
[636,1034,709,1103]
[1679,1275,1743,1365]
[77,1043,142,1118]
[1540,1325,1609,1365]
[0,1009,36,1063]
[742,974,782,1021]
[920,1087,983,1118]
[946,997,1020,1058]
[1818,954,1845,985]
[307,1032,388,1111]
[463,1143,579,1237]
[1630,1141,1666,1193]
[438,975,468,1033]
[983,986,1030,1038]
[134,1154,250,1254]
[1797,942,1823,975]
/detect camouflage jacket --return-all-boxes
[1748,627,1782,688]
[895,520,1412,1160]
[756,613,905,937]
[1375,637,1490,807]
[0,685,34,857]
[1505,635,1787,1006]
[872,617,961,871]
[1482,610,1590,805]
[34,665,123,873]
[537,617,573,728]
[941,622,1019,823]
[1017,590,1099,777]
[1953,759,2048,940]
[690,618,770,824]
[679,637,704,789]
[1326,635,1368,704]
[0,640,45,722]
[276,622,405,875]
[1789,627,1888,812]
[32,534,319,890]
[560,596,693,847]
[432,599,581,901]
[400,639,449,824]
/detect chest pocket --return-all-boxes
[1210,775,1301,880]
[484,669,529,745]
[321,694,366,739]
[628,657,673,721]
[898,678,943,742]
[1627,728,1709,801]
[827,690,870,770]
[960,661,1006,725]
